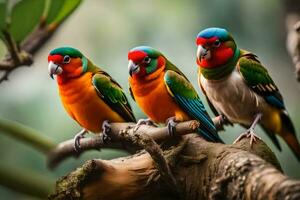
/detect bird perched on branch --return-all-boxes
[128,46,223,143]
[196,27,300,161]
[48,47,136,151]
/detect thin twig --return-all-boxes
[0,117,56,153]
[0,163,55,198]
[0,11,73,82]
[0,30,33,82]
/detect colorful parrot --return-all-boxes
[128,46,223,143]
[48,47,136,151]
[196,27,300,161]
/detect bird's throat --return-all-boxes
[200,48,240,80]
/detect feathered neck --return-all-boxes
[200,48,240,80]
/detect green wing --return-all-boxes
[237,52,285,110]
[92,71,136,122]
[237,52,288,150]
[164,67,222,143]
[165,59,188,79]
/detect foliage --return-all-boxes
[0,0,82,82]
[0,0,82,198]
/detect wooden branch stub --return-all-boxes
[49,154,160,200]
[48,159,104,200]
[120,129,183,197]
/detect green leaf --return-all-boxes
[0,0,7,39]
[46,0,81,25]
[0,40,6,58]
[9,0,45,42]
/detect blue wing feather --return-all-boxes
[238,52,285,110]
[175,95,222,143]
[164,69,223,143]
[264,95,285,110]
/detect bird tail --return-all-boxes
[280,111,300,162]
[197,127,224,144]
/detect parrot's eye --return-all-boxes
[63,55,71,64]
[213,40,221,47]
[143,56,151,64]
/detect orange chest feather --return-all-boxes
[57,72,124,132]
[129,73,189,123]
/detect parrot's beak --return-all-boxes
[128,60,140,76]
[197,45,211,61]
[48,61,63,79]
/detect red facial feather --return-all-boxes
[196,36,218,46]
[49,56,83,83]
[128,50,147,62]
[130,55,165,79]
[157,56,165,69]
[132,66,147,79]
[48,54,63,63]
[199,44,234,68]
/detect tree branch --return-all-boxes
[120,128,184,197]
[0,30,33,82]
[47,120,201,169]
[0,17,70,83]
[48,117,226,169]
[49,134,300,200]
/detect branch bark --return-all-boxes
[49,133,300,200]
[47,117,226,169]
[47,120,200,169]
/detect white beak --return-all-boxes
[197,45,211,61]
[48,61,63,79]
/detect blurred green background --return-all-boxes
[0,0,299,199]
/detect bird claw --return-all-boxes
[233,129,262,147]
[166,117,178,137]
[102,120,112,142]
[233,113,262,147]
[133,118,156,132]
[73,129,88,153]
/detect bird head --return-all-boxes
[196,27,237,68]
[48,47,88,80]
[128,46,166,79]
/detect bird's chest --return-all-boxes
[200,70,265,125]
[58,73,122,132]
[130,76,186,123]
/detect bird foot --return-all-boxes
[74,129,88,153]
[166,117,178,137]
[214,115,225,129]
[102,120,112,142]
[133,118,157,132]
[233,128,262,147]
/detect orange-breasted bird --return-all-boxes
[128,46,223,143]
[48,47,136,151]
